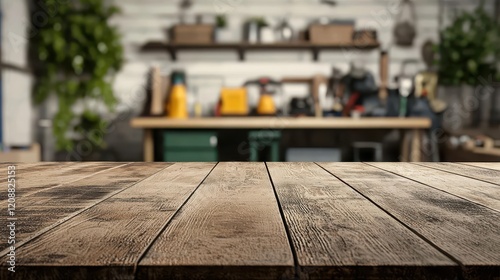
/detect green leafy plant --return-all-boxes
[31,0,124,151]
[251,17,269,28]
[435,2,500,85]
[216,15,228,29]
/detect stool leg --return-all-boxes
[271,141,280,162]
[376,146,383,162]
[249,141,259,162]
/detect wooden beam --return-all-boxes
[131,117,432,130]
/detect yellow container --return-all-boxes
[220,88,249,116]
[167,84,188,119]
[257,94,277,115]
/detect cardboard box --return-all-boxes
[309,24,354,45]
[171,24,215,44]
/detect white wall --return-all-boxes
[110,0,497,112]
[110,0,446,112]
[1,0,33,147]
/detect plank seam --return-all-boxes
[412,162,500,187]
[314,162,465,272]
[457,162,500,173]
[264,162,300,280]
[24,163,131,198]
[0,163,174,257]
[364,162,500,214]
[132,162,219,279]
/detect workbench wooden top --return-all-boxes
[1,162,499,279]
[131,117,432,129]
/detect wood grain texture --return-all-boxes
[267,162,456,279]
[319,163,500,278]
[0,163,169,252]
[460,162,500,172]
[2,163,215,280]
[131,117,431,129]
[414,163,500,186]
[138,162,294,280]
[0,162,78,184]
[367,162,500,212]
[1,162,124,199]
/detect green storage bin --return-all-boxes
[164,149,217,162]
[164,131,218,149]
[163,131,218,162]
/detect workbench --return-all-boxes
[2,162,499,279]
[130,117,432,162]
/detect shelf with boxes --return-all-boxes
[140,21,380,61]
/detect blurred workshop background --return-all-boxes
[0,0,499,163]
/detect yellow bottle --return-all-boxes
[166,75,188,119]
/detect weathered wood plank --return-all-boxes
[1,162,124,199]
[0,162,79,184]
[367,162,500,212]
[267,162,456,279]
[460,162,500,172]
[319,162,500,278]
[1,162,215,280]
[138,162,294,280]
[414,163,500,186]
[0,162,169,253]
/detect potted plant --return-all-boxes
[255,17,275,43]
[31,0,124,153]
[435,3,500,130]
[215,15,232,43]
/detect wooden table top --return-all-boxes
[131,117,432,129]
[1,162,499,279]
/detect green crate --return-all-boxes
[164,131,218,149]
[164,149,218,162]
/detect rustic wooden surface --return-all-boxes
[0,162,499,280]
[131,117,432,129]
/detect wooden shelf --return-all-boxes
[131,117,431,130]
[140,41,380,61]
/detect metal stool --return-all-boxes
[249,130,281,162]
